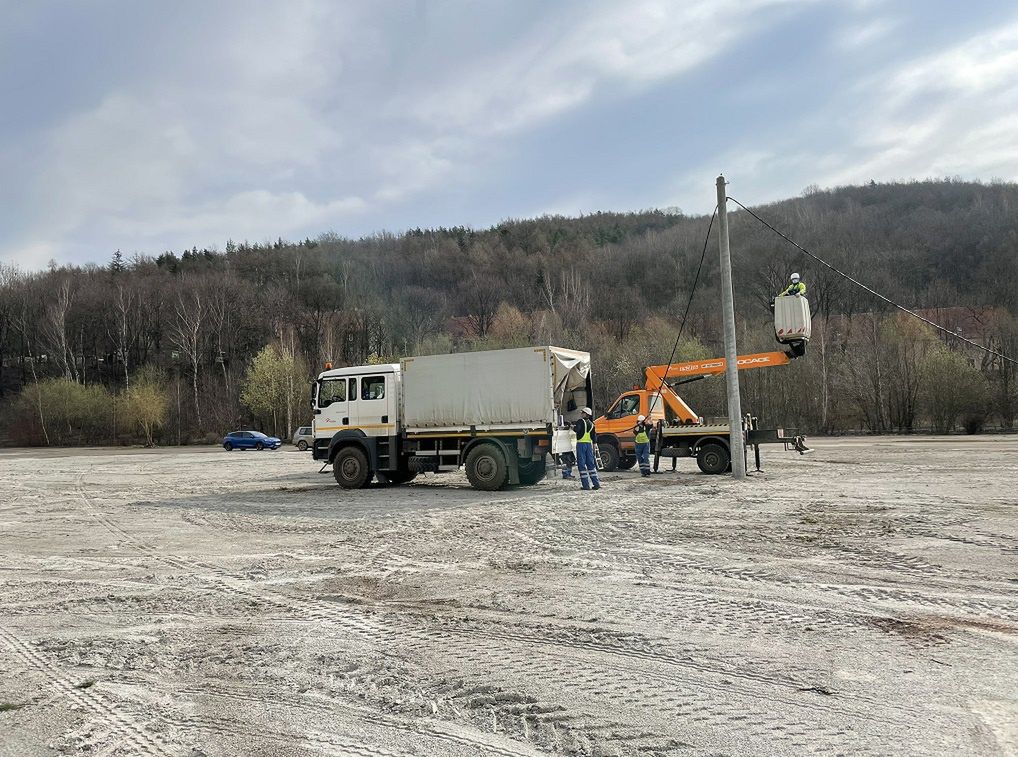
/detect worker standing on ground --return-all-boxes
[560,427,577,480]
[575,407,601,491]
[634,414,653,477]
[778,272,806,297]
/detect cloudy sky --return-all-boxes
[2,0,1017,268]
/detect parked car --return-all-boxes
[223,430,282,451]
[292,426,313,451]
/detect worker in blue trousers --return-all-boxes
[633,414,653,477]
[574,407,601,491]
[560,449,576,479]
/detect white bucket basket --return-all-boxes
[774,296,812,344]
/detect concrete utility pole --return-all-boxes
[716,175,746,479]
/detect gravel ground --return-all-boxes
[1,436,1016,756]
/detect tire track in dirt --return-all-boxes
[550,544,1018,622]
[418,626,891,754]
[160,712,404,757]
[171,681,542,757]
[0,626,179,757]
[405,610,915,729]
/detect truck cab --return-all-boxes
[312,364,409,486]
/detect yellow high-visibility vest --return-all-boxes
[578,419,593,443]
[635,426,650,444]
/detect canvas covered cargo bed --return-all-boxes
[401,346,591,432]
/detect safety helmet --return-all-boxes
[581,407,592,416]
[790,272,800,282]
[637,414,645,422]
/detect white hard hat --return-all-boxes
[637,414,645,422]
[581,407,592,416]
[790,272,800,282]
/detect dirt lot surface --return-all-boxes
[1,437,1016,756]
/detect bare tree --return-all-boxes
[171,283,208,431]
[42,277,76,381]
[111,282,134,388]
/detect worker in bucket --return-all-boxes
[574,407,601,491]
[634,414,653,477]
[778,272,806,297]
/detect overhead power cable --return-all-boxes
[727,196,1018,367]
[649,205,718,420]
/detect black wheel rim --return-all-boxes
[704,451,721,470]
[341,456,361,481]
[475,454,498,483]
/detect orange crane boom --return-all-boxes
[644,351,791,424]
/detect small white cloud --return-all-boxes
[836,17,898,49]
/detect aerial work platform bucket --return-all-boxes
[774,295,811,349]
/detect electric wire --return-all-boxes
[727,196,1018,367]
[647,206,718,429]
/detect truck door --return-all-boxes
[350,372,395,438]
[603,392,642,449]
[607,393,641,424]
[315,375,351,437]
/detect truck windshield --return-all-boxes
[319,378,347,407]
[607,394,640,419]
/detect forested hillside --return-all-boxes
[1,179,1017,445]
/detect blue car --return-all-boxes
[223,430,282,451]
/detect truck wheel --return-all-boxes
[465,443,508,491]
[297,440,308,451]
[334,447,371,489]
[376,470,417,486]
[598,443,620,472]
[517,457,547,486]
[696,443,730,475]
[618,456,636,470]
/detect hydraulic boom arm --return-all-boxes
[645,351,792,424]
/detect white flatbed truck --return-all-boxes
[311,346,592,491]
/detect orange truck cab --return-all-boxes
[594,390,667,470]
[594,351,792,471]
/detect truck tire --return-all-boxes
[376,470,417,486]
[465,443,508,491]
[696,443,730,475]
[334,446,371,489]
[618,456,636,470]
[517,457,547,486]
[598,443,620,472]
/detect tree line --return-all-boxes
[1,179,1016,446]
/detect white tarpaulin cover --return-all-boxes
[402,346,591,430]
